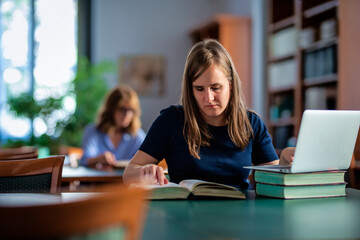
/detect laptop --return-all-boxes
[244,110,360,173]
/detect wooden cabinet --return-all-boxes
[190,15,252,107]
[266,0,342,153]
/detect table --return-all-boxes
[142,188,360,240]
[62,166,124,183]
[1,189,359,239]
[61,166,124,191]
[0,192,99,206]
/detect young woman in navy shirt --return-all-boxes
[124,39,294,189]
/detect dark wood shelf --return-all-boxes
[268,53,295,64]
[302,38,338,53]
[269,16,295,33]
[303,0,338,19]
[303,74,337,87]
[268,86,295,94]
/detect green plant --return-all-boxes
[59,57,115,147]
[7,93,65,149]
[7,56,115,150]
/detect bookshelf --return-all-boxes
[266,0,342,154]
[190,15,252,107]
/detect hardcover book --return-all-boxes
[254,170,346,186]
[256,182,346,199]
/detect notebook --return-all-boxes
[244,110,360,173]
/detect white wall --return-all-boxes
[92,0,253,131]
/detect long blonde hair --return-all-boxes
[96,85,141,135]
[181,39,253,159]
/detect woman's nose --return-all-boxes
[204,89,214,102]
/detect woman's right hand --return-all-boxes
[140,164,169,185]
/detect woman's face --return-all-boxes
[192,64,231,126]
[113,100,135,129]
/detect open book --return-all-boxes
[130,179,246,200]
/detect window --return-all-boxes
[0,0,77,144]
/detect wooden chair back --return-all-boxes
[0,155,64,193]
[0,184,149,240]
[0,146,38,160]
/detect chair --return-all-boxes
[0,184,149,240]
[0,146,38,160]
[0,155,64,193]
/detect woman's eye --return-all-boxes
[195,87,203,91]
[211,86,221,91]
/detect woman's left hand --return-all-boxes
[279,147,295,165]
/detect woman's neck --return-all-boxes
[108,126,123,148]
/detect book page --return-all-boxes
[179,179,237,191]
[129,182,190,199]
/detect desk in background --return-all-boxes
[142,188,360,240]
[61,166,123,191]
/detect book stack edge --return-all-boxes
[254,170,346,199]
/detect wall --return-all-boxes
[91,0,253,131]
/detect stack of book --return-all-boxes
[253,170,346,199]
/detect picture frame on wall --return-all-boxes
[119,55,166,96]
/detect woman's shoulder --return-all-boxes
[159,105,184,119]
[246,110,266,127]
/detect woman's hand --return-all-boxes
[279,147,295,165]
[102,151,118,166]
[88,151,118,169]
[140,164,169,185]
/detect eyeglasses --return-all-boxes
[116,107,135,115]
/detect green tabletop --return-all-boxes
[142,188,360,240]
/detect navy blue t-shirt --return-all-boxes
[140,105,278,189]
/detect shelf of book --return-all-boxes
[266,0,340,151]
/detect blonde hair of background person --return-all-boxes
[79,85,146,168]
[123,39,294,187]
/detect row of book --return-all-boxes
[300,18,337,48]
[254,170,346,199]
[268,59,296,89]
[304,87,336,110]
[303,45,337,80]
[269,27,296,58]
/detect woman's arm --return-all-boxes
[123,150,168,185]
[255,147,295,166]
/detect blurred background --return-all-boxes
[0,0,359,164]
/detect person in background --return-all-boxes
[79,85,145,169]
[123,39,293,189]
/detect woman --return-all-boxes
[79,85,146,168]
[123,39,293,188]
